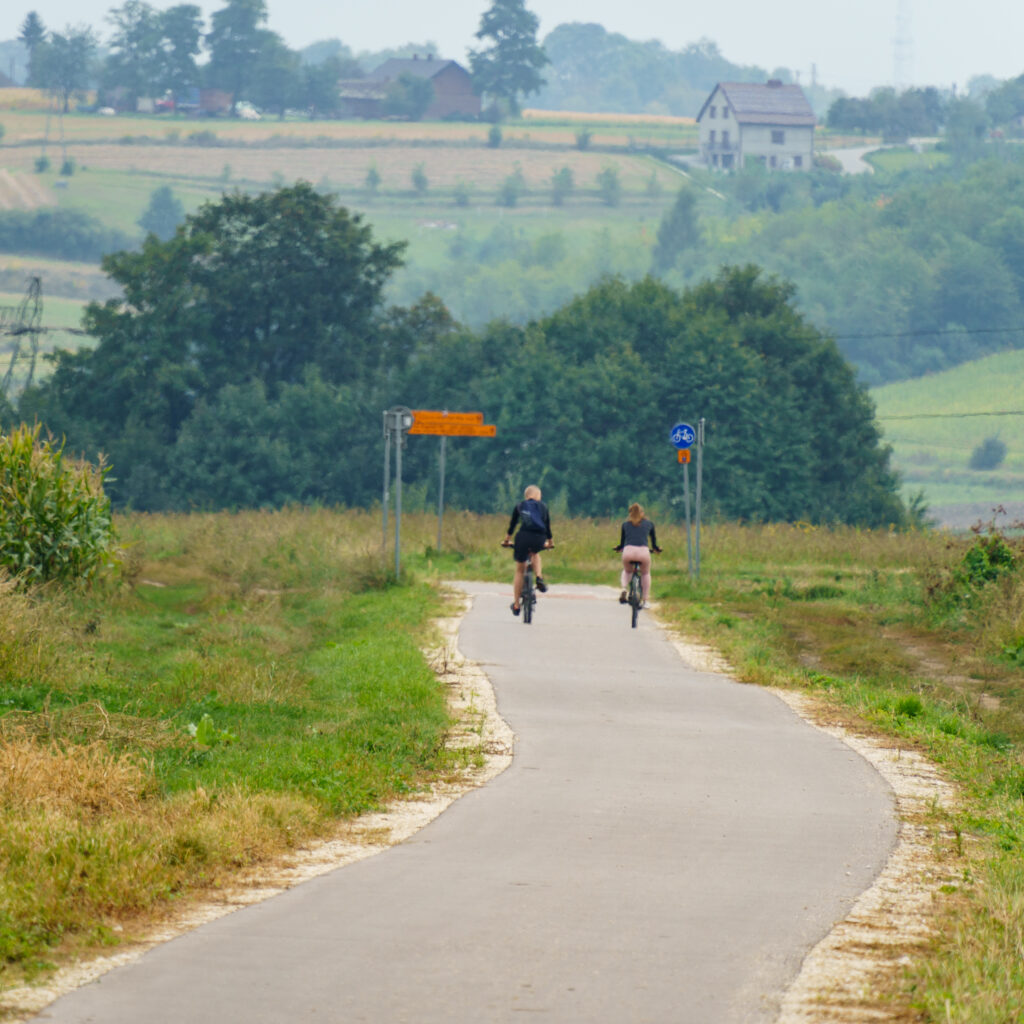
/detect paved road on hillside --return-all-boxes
[35,582,896,1024]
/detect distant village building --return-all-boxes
[338,55,480,120]
[697,81,815,171]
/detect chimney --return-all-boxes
[767,79,783,87]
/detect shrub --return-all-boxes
[0,424,116,585]
[411,162,428,195]
[0,208,131,262]
[364,163,381,194]
[575,128,592,151]
[550,167,573,206]
[969,436,1007,471]
[60,158,76,176]
[33,155,50,173]
[487,124,502,148]
[498,166,526,207]
[453,181,471,207]
[596,165,622,207]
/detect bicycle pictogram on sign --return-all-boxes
[670,422,696,449]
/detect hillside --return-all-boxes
[871,348,1024,527]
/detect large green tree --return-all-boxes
[20,183,411,508]
[18,11,47,86]
[157,3,204,98]
[652,187,700,274]
[204,0,274,111]
[469,0,548,117]
[34,26,97,112]
[396,268,908,526]
[103,1,164,108]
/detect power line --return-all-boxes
[835,325,1024,341]
[877,411,1024,420]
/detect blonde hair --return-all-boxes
[524,485,542,500]
[628,503,644,525]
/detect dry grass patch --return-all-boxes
[1,142,662,192]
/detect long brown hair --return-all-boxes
[628,503,644,525]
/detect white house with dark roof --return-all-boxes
[697,81,815,171]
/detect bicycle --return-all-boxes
[502,539,551,625]
[626,559,644,629]
[615,546,661,629]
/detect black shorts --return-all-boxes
[513,529,548,562]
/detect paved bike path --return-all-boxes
[35,582,896,1024]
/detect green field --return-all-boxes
[864,144,950,174]
[871,348,1024,523]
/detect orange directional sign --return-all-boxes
[409,420,496,437]
[411,410,484,426]
[677,449,691,464]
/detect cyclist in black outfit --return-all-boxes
[503,484,552,616]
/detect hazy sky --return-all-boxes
[2,0,1022,97]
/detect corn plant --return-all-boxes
[0,423,115,585]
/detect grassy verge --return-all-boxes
[4,507,1023,1020]
[408,511,1024,1023]
[0,508,462,986]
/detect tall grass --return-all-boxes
[0,508,455,982]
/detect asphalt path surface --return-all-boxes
[35,581,896,1024]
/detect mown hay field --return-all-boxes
[2,143,673,193]
[0,106,697,149]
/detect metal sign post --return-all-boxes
[382,406,414,579]
[381,412,391,556]
[670,422,697,580]
[436,435,446,552]
[695,418,705,579]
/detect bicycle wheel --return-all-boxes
[522,574,534,624]
[629,572,642,629]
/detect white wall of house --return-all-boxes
[739,124,814,169]
[698,87,741,170]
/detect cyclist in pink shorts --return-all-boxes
[613,503,662,605]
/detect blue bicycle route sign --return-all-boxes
[669,422,696,449]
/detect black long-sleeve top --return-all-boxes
[617,518,658,549]
[507,499,552,539]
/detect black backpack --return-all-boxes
[519,499,546,531]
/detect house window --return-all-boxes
[771,129,785,145]
[770,155,777,168]
[722,130,730,147]
[709,129,716,144]
[722,106,729,119]
[794,155,803,168]
[709,105,717,118]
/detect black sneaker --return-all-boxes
[536,577,548,593]
[619,590,627,604]
[511,602,520,616]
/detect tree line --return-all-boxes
[825,79,1024,142]
[8,183,912,527]
[12,0,550,120]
